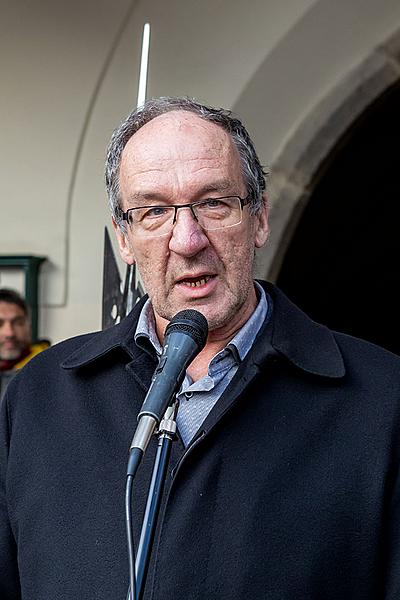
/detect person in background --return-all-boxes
[0,288,49,401]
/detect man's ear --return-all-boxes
[112,218,135,265]
[254,194,270,248]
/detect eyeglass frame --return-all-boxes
[119,195,252,236]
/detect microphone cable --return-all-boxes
[126,470,138,600]
[126,448,142,600]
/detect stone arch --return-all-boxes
[254,27,400,282]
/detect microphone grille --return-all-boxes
[165,309,208,350]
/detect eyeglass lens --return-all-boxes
[128,197,243,237]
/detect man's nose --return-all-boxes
[168,207,209,257]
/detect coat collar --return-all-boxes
[259,281,345,378]
[60,294,152,370]
[61,282,345,379]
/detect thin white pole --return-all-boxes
[137,23,151,108]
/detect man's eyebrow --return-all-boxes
[196,180,234,196]
[127,191,166,204]
[126,180,235,205]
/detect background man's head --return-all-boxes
[0,289,31,362]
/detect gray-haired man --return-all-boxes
[1,97,399,599]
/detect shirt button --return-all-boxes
[185,391,193,399]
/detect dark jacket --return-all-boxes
[0,369,15,403]
[1,282,400,599]
[0,341,50,403]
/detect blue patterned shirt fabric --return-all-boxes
[135,282,269,446]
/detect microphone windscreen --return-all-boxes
[165,309,208,350]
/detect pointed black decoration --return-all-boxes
[102,227,123,329]
[102,227,145,329]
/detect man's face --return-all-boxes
[114,111,269,339]
[0,302,31,361]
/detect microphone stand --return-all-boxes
[133,401,179,600]
[125,308,208,599]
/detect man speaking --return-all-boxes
[1,97,399,599]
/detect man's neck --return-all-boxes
[135,283,268,383]
[158,301,261,382]
[186,339,230,381]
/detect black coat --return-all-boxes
[1,282,400,599]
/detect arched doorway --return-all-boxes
[277,81,400,355]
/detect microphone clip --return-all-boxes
[156,400,179,440]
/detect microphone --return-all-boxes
[127,309,208,475]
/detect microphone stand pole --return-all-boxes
[135,401,179,600]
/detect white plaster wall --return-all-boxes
[1,0,399,343]
[0,0,134,338]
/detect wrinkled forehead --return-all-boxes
[120,110,239,172]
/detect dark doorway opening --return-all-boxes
[277,81,400,356]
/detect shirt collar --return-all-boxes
[134,282,269,364]
[60,282,344,379]
[135,299,163,355]
[226,281,269,361]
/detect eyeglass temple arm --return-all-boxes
[240,195,251,208]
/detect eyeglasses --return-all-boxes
[120,195,251,239]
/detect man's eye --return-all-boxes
[143,206,169,218]
[200,199,225,209]
[13,318,26,326]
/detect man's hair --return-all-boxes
[0,288,28,315]
[105,96,268,227]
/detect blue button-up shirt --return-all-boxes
[135,282,269,446]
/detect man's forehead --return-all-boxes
[134,109,226,137]
[117,111,245,207]
[0,302,26,318]
[121,110,233,164]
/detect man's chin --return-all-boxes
[0,349,21,361]
[153,293,242,333]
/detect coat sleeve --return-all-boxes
[0,390,21,599]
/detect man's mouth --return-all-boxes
[2,340,17,348]
[178,275,213,288]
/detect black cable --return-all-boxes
[125,447,143,600]
[125,474,136,600]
